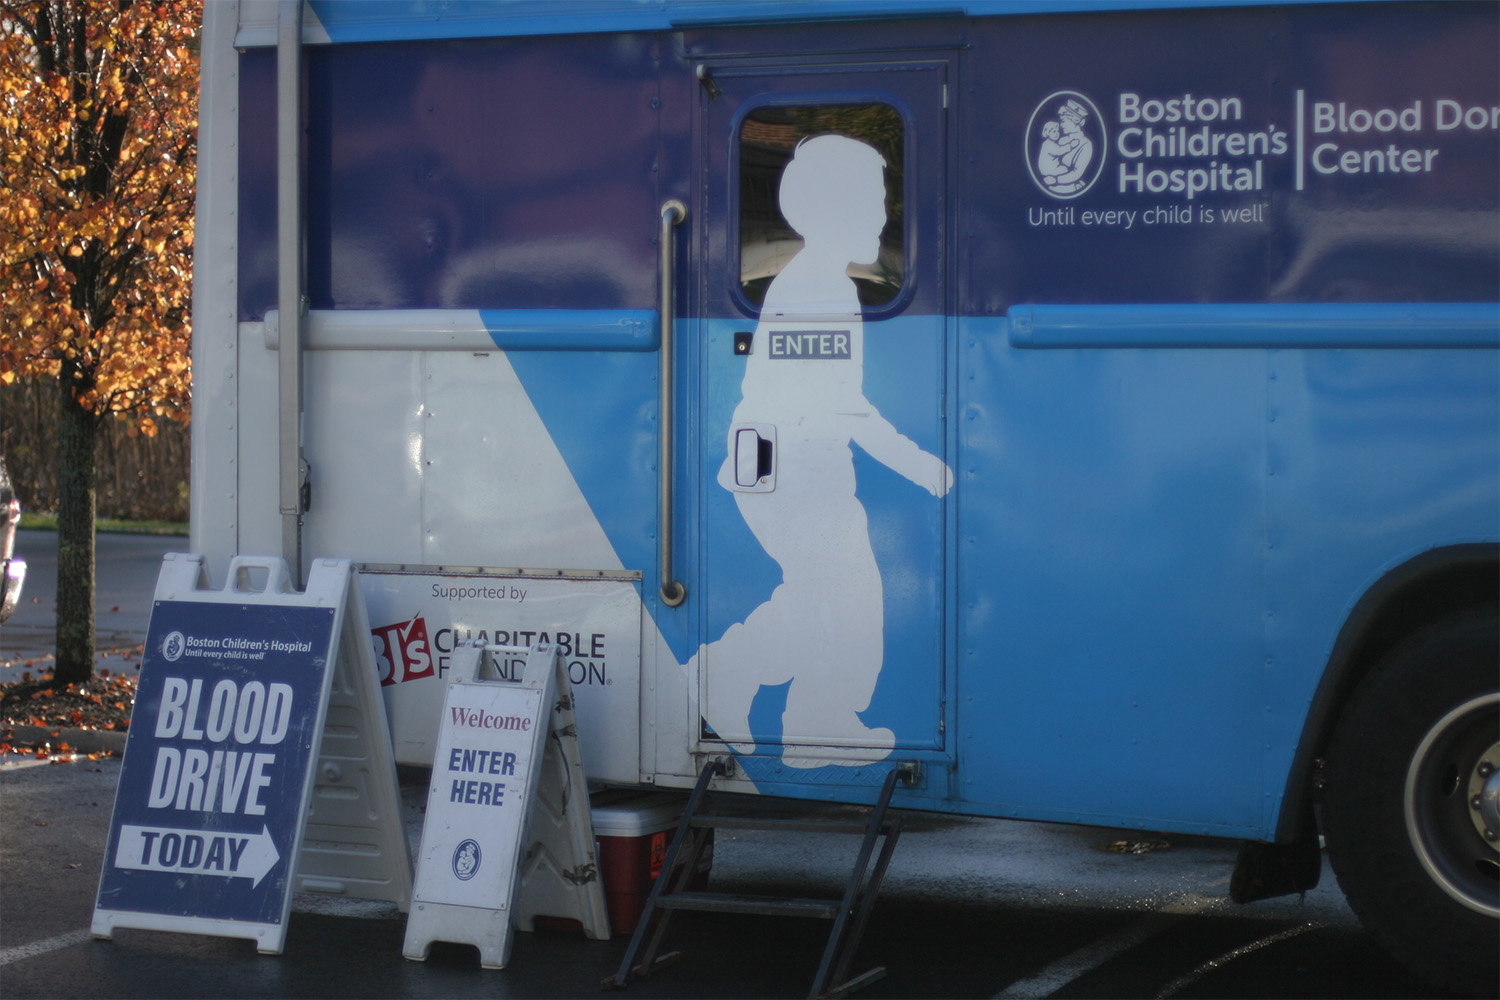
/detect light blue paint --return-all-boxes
[954,316,1498,836]
[478,309,658,352]
[1009,302,1500,349]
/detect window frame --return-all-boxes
[728,92,918,320]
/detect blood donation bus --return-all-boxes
[191,1,1498,992]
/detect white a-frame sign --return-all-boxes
[403,643,609,969]
[93,554,413,954]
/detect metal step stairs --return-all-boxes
[607,758,914,999]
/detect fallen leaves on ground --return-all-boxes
[1103,839,1173,855]
[0,666,138,760]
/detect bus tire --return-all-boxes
[1321,608,1499,998]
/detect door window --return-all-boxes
[738,103,905,309]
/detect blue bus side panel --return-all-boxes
[944,1,1497,833]
[238,33,664,320]
[960,1,1498,312]
[230,4,1498,836]
[239,4,1499,317]
[956,328,1499,834]
[957,333,1270,831]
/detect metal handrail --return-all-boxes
[658,200,688,607]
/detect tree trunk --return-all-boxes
[54,379,97,685]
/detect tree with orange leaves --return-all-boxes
[0,0,199,683]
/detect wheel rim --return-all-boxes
[1404,692,1500,918]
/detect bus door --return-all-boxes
[690,58,952,771]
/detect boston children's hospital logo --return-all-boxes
[1026,91,1107,199]
[452,839,481,881]
[161,630,186,662]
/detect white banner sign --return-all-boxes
[358,568,641,780]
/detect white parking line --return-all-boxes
[0,928,94,967]
[993,913,1176,998]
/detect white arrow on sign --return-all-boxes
[114,825,281,888]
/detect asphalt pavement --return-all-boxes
[1,528,178,678]
[0,531,1453,999]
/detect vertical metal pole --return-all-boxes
[658,199,687,607]
[276,0,306,588]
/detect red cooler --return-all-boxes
[591,790,712,936]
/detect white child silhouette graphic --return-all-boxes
[695,134,951,766]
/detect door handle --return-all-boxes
[730,424,776,493]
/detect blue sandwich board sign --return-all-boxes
[93,554,412,954]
